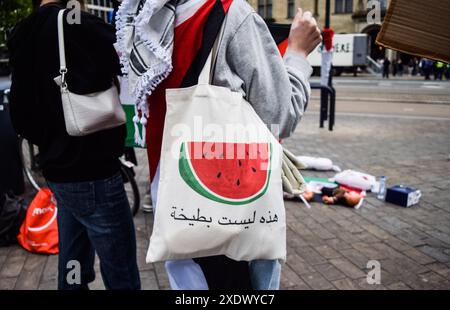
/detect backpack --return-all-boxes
[0,193,27,247]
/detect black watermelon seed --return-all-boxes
[238,160,242,167]
[237,179,240,186]
[217,172,221,178]
[251,167,256,173]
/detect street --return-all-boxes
[310,77,450,119]
[1,75,449,289]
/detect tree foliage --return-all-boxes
[0,0,33,48]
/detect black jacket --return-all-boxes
[8,3,126,182]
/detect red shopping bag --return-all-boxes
[17,188,58,254]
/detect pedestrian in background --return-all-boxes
[420,58,432,80]
[434,61,445,80]
[8,0,140,290]
[397,59,403,76]
[411,57,418,76]
[382,57,391,78]
[392,59,398,76]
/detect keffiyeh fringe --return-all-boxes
[115,0,175,146]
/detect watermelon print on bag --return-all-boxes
[146,6,286,262]
[179,142,272,205]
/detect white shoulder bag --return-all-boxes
[54,10,126,136]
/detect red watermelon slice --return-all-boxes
[179,142,272,205]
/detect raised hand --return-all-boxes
[287,8,322,58]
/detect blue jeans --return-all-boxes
[151,165,281,290]
[48,172,141,290]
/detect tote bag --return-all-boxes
[147,25,286,263]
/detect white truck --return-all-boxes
[307,33,369,76]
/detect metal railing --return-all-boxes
[310,82,336,131]
[366,55,382,74]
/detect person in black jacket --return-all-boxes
[382,57,391,79]
[8,0,140,290]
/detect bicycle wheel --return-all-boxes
[120,165,140,217]
[19,138,46,191]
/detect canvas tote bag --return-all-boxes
[147,22,286,263]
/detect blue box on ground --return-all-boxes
[385,185,421,207]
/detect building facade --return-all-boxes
[248,0,388,31]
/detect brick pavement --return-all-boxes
[1,112,450,290]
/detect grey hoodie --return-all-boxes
[213,0,312,139]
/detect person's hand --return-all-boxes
[322,195,335,204]
[287,8,322,58]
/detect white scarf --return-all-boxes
[116,0,175,114]
[116,0,205,145]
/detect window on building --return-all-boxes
[85,0,114,23]
[366,0,387,9]
[267,0,272,18]
[345,0,353,12]
[258,0,265,16]
[287,0,295,18]
[258,0,273,19]
[335,0,353,14]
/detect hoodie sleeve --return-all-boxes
[7,18,45,145]
[225,13,312,139]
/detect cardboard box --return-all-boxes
[376,0,450,63]
[385,185,421,208]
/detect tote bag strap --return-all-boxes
[181,0,227,88]
[198,14,227,85]
[57,9,68,88]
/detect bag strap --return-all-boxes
[57,9,68,88]
[198,14,227,85]
[180,0,227,87]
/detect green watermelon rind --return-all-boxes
[178,142,272,205]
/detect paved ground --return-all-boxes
[280,113,450,290]
[1,80,450,290]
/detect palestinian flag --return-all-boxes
[267,23,291,56]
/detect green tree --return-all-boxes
[0,0,33,48]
